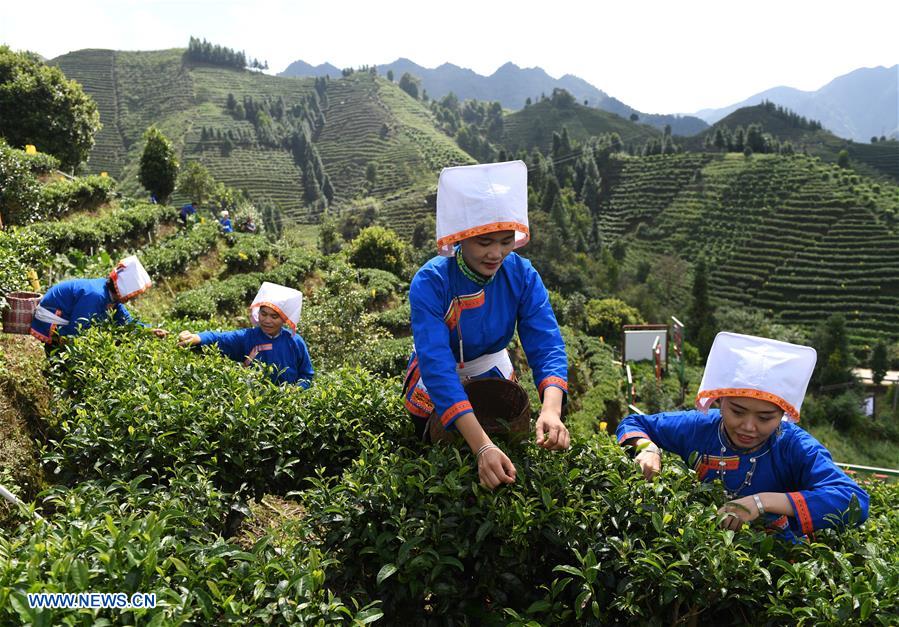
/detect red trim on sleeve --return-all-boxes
[617,430,650,444]
[440,400,473,427]
[29,328,52,344]
[789,491,815,535]
[538,376,568,396]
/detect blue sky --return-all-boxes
[2,0,896,113]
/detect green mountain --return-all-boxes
[691,104,899,182]
[52,49,474,223]
[500,95,660,154]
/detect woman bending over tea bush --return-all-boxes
[30,255,168,351]
[404,161,569,490]
[617,332,869,541]
[178,282,314,388]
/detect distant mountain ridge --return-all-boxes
[695,65,898,143]
[279,58,709,137]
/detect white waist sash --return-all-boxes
[455,349,513,381]
[33,305,70,326]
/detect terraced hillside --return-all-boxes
[51,49,473,221]
[602,153,899,342]
[690,104,899,183]
[52,49,126,178]
[501,97,660,154]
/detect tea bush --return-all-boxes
[288,437,899,625]
[172,247,319,319]
[221,232,274,273]
[37,175,116,220]
[0,471,379,625]
[140,221,220,278]
[46,327,409,500]
[27,202,176,254]
[0,228,50,309]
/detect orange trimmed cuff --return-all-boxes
[617,430,650,444]
[787,491,814,536]
[440,400,473,427]
[29,327,52,344]
[538,376,568,397]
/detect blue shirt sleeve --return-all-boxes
[294,334,314,389]
[112,303,146,327]
[782,428,869,534]
[515,260,568,400]
[616,410,706,462]
[198,329,250,363]
[409,266,473,429]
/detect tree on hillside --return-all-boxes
[139,127,179,203]
[812,314,855,391]
[837,149,850,168]
[386,69,394,82]
[177,161,216,207]
[687,258,717,360]
[0,46,101,170]
[871,341,888,387]
[398,73,420,99]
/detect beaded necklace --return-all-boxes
[715,420,774,499]
[455,247,494,287]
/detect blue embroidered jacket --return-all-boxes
[30,278,138,343]
[617,410,869,539]
[408,252,568,428]
[198,327,314,388]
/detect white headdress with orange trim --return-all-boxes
[250,282,303,334]
[436,160,529,257]
[695,332,817,422]
[109,255,152,302]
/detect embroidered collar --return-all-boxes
[260,327,283,340]
[455,247,494,287]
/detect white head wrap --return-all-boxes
[435,160,529,256]
[696,332,817,422]
[250,282,303,334]
[109,256,152,302]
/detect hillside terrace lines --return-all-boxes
[755,209,899,342]
[53,49,126,178]
[597,153,710,244]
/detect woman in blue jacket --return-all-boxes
[617,332,868,540]
[178,282,313,388]
[405,161,569,490]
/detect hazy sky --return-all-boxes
[3,0,896,114]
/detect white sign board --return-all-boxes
[624,329,667,364]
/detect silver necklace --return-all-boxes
[715,422,772,498]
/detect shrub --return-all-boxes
[0,228,49,309]
[221,232,273,273]
[348,226,409,278]
[140,221,220,278]
[46,327,409,499]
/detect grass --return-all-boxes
[805,421,899,471]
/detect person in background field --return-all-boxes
[218,210,233,233]
[179,202,197,226]
[177,282,314,388]
[30,256,168,354]
[240,215,258,233]
[616,332,869,540]
[404,160,570,491]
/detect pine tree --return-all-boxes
[139,127,179,203]
[687,258,717,360]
